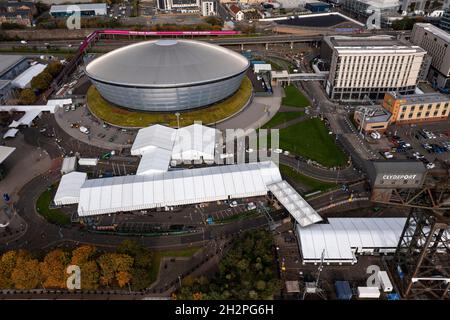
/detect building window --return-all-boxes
[419,105,424,110]
[428,104,432,110]
[408,113,413,118]
[425,111,430,116]
[434,110,438,116]
[402,106,407,112]
[417,112,422,117]
[400,114,405,119]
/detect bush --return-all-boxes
[19,89,37,105]
[31,71,52,91]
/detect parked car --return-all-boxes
[229,201,238,208]
[383,151,394,159]
[247,202,256,210]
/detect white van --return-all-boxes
[79,126,90,134]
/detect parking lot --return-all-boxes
[362,121,450,168]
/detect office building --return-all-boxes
[353,105,392,133]
[383,91,450,124]
[411,23,450,91]
[322,35,426,101]
[440,8,450,32]
[201,0,217,16]
[157,0,200,12]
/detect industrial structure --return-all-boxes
[85,39,250,111]
[367,159,449,299]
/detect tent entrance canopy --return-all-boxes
[268,180,322,227]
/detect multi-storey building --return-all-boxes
[410,23,450,91]
[157,0,200,12]
[0,1,36,26]
[322,35,426,101]
[201,0,217,16]
[440,8,450,32]
[383,91,450,124]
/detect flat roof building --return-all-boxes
[50,3,107,17]
[410,23,450,91]
[383,91,450,124]
[366,160,427,189]
[322,35,426,101]
[0,55,28,80]
[353,105,392,133]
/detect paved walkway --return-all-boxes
[216,86,283,131]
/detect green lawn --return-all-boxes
[149,247,201,285]
[87,76,252,128]
[262,111,304,129]
[279,164,337,194]
[282,85,310,108]
[36,186,71,226]
[279,118,347,167]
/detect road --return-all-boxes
[1,30,408,51]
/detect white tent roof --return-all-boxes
[3,128,19,139]
[54,172,87,205]
[61,156,77,174]
[11,63,46,89]
[131,124,176,156]
[78,161,282,216]
[268,180,322,227]
[0,146,15,164]
[297,218,407,263]
[46,98,72,108]
[0,99,70,114]
[136,149,172,175]
[13,109,42,127]
[172,123,217,161]
[8,121,21,128]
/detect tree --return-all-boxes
[46,61,63,77]
[40,249,70,288]
[98,253,133,288]
[19,88,37,105]
[30,71,52,91]
[11,253,41,289]
[204,16,223,27]
[71,245,96,265]
[71,245,100,290]
[0,251,21,288]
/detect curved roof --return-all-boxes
[85,39,249,88]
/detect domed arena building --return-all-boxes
[85,39,250,112]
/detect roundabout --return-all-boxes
[86,76,253,128]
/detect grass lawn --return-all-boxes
[279,164,337,194]
[87,76,252,128]
[36,186,71,226]
[279,118,347,167]
[262,111,304,129]
[149,247,201,285]
[282,85,310,108]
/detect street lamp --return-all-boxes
[175,112,180,129]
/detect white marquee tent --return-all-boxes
[11,63,46,89]
[297,218,407,264]
[78,161,282,216]
[131,124,176,156]
[0,146,16,165]
[54,172,88,206]
[171,123,218,163]
[136,149,172,175]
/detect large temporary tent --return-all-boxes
[171,123,218,162]
[54,171,87,205]
[78,161,282,216]
[297,218,407,264]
